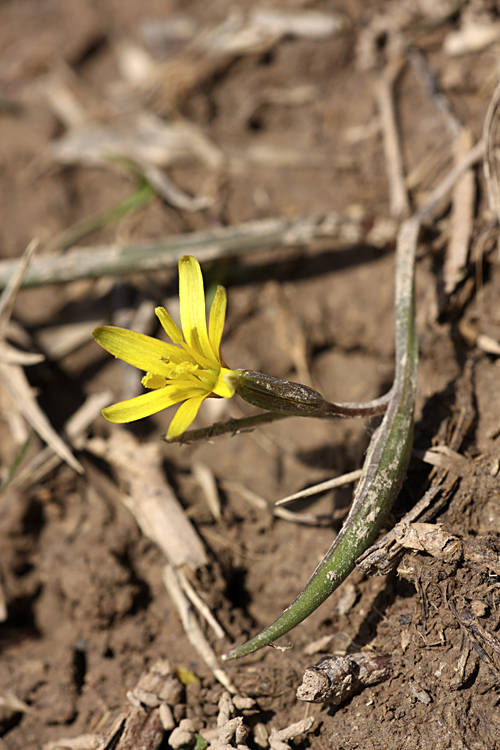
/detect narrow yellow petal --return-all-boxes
[212,368,239,399]
[93,326,187,373]
[101,385,206,423]
[208,285,227,362]
[181,341,217,370]
[155,306,183,345]
[166,393,208,439]
[178,255,216,362]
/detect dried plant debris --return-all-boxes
[86,429,208,570]
[46,680,313,750]
[396,534,500,682]
[0,240,83,480]
[138,10,346,67]
[86,429,235,691]
[394,522,462,561]
[51,112,225,173]
[296,652,392,705]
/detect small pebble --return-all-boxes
[169,718,196,749]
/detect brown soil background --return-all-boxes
[1,1,500,749]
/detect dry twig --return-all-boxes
[376,59,410,219]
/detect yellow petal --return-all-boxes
[212,367,239,399]
[181,340,218,370]
[93,326,187,373]
[178,255,216,363]
[101,385,206,423]
[155,306,183,345]
[166,393,208,439]
[208,285,227,361]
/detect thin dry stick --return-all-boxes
[0,364,83,475]
[162,564,237,694]
[444,128,476,294]
[376,59,410,219]
[483,79,500,220]
[176,567,226,640]
[483,78,500,248]
[421,139,484,221]
[193,461,222,521]
[275,469,363,506]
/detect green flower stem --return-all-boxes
[222,217,419,660]
[165,411,289,444]
[167,390,392,445]
[235,370,391,418]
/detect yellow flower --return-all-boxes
[93,255,239,440]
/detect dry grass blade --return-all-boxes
[51,113,224,171]
[415,445,474,476]
[44,734,99,750]
[201,9,344,56]
[0,239,39,337]
[193,461,221,521]
[0,343,44,366]
[0,570,7,622]
[0,364,84,475]
[176,567,225,639]
[444,129,476,294]
[406,47,473,295]
[162,564,237,694]
[10,391,112,489]
[0,691,31,713]
[376,60,410,219]
[0,239,83,476]
[483,78,500,231]
[275,469,362,506]
[420,140,484,221]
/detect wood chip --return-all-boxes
[297,653,392,704]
